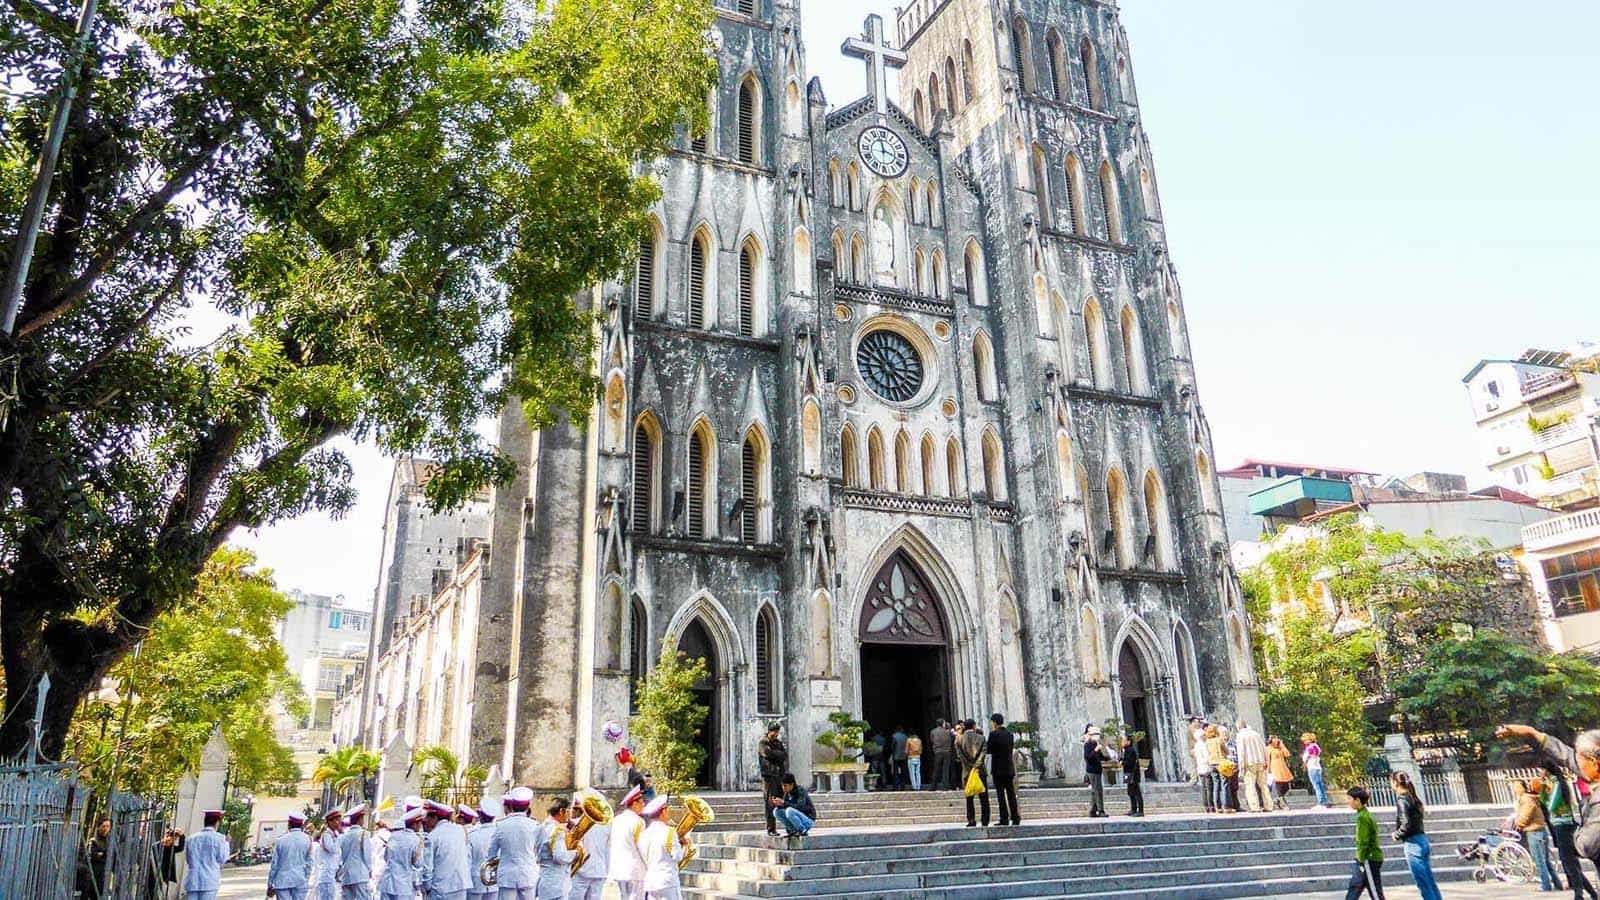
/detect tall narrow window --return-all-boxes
[895,430,912,493]
[1120,305,1148,393]
[920,434,938,497]
[631,417,658,532]
[1144,469,1174,569]
[973,332,998,402]
[964,240,987,306]
[850,235,865,282]
[913,91,926,131]
[829,159,843,207]
[738,78,758,165]
[738,240,757,337]
[740,435,759,542]
[1031,146,1051,226]
[634,229,656,320]
[962,40,977,101]
[690,89,711,155]
[925,184,939,226]
[1100,162,1123,243]
[688,231,709,329]
[847,163,862,210]
[867,427,885,491]
[1046,29,1067,100]
[687,423,713,539]
[1065,155,1085,235]
[841,425,859,487]
[1085,296,1111,389]
[1056,429,1074,500]
[1011,18,1033,92]
[983,430,1006,500]
[1080,37,1103,109]
[755,606,778,713]
[946,439,963,497]
[1107,468,1132,568]
[628,597,647,712]
[944,57,960,112]
[928,73,942,117]
[931,250,946,300]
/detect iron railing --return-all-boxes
[0,760,86,900]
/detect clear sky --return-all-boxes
[237,0,1600,601]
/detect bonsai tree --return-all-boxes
[1009,721,1050,773]
[816,711,868,766]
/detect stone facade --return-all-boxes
[471,0,1258,791]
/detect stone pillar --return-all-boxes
[173,728,228,884]
[1384,732,1423,793]
[375,731,418,808]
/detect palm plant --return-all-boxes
[412,745,488,805]
[311,747,382,807]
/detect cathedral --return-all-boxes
[373,0,1262,792]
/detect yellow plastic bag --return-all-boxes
[964,767,983,798]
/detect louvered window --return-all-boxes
[738,82,757,164]
[1081,38,1101,108]
[688,236,707,329]
[740,438,758,542]
[628,600,646,713]
[755,608,777,713]
[634,234,655,320]
[738,245,755,337]
[1011,22,1029,90]
[687,431,707,538]
[737,0,755,15]
[632,425,654,532]
[690,130,707,155]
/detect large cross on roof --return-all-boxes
[842,14,906,117]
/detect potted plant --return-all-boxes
[814,711,871,792]
[1099,718,1125,785]
[1010,721,1049,787]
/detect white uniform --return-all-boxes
[636,820,683,900]
[268,830,315,900]
[487,811,539,900]
[425,820,473,900]
[315,829,343,900]
[533,820,578,900]
[567,821,609,900]
[338,827,375,899]
[466,822,497,899]
[604,810,645,900]
[182,826,230,899]
[377,828,423,900]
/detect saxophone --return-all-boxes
[566,793,614,876]
[675,795,715,871]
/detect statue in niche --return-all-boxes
[871,204,897,287]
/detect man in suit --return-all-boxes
[929,720,954,791]
[956,718,990,827]
[986,714,1020,826]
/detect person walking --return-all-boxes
[1205,725,1230,814]
[906,731,924,792]
[1268,737,1294,811]
[987,714,1020,826]
[1390,772,1442,900]
[891,725,910,790]
[1542,761,1599,900]
[1121,736,1144,817]
[1517,778,1562,892]
[930,720,954,791]
[1344,787,1385,900]
[1193,725,1215,814]
[957,717,990,827]
[1498,724,1600,871]
[1083,725,1110,819]
[1236,720,1270,813]
[758,723,788,836]
[184,810,231,900]
[268,813,315,900]
[1303,732,1332,808]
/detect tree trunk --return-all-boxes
[0,589,122,760]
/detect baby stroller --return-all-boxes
[1456,825,1537,884]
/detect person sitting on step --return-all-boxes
[768,774,817,838]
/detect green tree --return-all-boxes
[412,745,488,805]
[311,746,382,808]
[1394,631,1600,747]
[67,547,302,795]
[627,649,709,796]
[0,0,716,756]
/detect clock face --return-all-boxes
[857,126,910,179]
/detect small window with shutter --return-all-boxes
[755,606,778,713]
[688,234,707,329]
[634,233,655,320]
[738,80,757,164]
[687,429,708,538]
[740,437,758,542]
[632,423,654,531]
[738,243,756,337]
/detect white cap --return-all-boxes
[404,794,423,811]
[477,796,503,819]
[402,807,427,824]
[505,786,535,808]
[345,803,367,819]
[642,795,669,818]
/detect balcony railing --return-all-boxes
[1534,421,1586,452]
[1524,507,1600,552]
[1522,371,1579,402]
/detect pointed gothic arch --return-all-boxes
[912,90,927,131]
[635,216,662,321]
[1045,28,1069,100]
[1080,36,1104,109]
[946,438,964,498]
[894,428,913,493]
[1084,296,1111,389]
[740,424,772,543]
[920,432,939,497]
[1173,619,1202,716]
[1100,161,1124,243]
[783,79,803,135]
[931,249,947,299]
[808,589,833,676]
[1106,466,1134,568]
[800,398,821,477]
[1011,16,1035,92]
[1120,304,1149,394]
[847,162,863,211]
[792,225,813,295]
[1196,449,1220,514]
[866,425,886,491]
[663,592,746,789]
[1112,614,1169,773]
[944,56,960,112]
[1055,428,1074,501]
[736,73,762,165]
[737,234,765,337]
[962,41,977,100]
[1030,144,1051,227]
[1065,154,1087,235]
[1143,468,1175,570]
[973,330,999,402]
[754,601,781,714]
[1079,603,1106,683]
[687,225,714,330]
[963,239,987,306]
[631,412,663,534]
[850,233,866,283]
[828,158,843,207]
[982,428,1007,500]
[686,416,718,539]
[840,423,860,487]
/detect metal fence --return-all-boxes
[101,791,170,900]
[1486,767,1550,806]
[0,760,87,900]
[1356,768,1470,807]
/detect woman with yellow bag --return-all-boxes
[957,718,990,827]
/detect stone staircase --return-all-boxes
[679,799,1505,899]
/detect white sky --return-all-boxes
[236,0,1600,600]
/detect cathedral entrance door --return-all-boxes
[857,551,952,756]
[679,617,719,788]
[1118,642,1157,778]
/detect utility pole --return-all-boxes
[1,0,102,336]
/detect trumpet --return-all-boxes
[567,793,614,876]
[675,795,714,871]
[478,858,499,887]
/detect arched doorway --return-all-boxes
[1118,642,1158,771]
[678,618,719,788]
[858,551,952,754]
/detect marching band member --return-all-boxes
[635,796,684,900]
[604,787,646,900]
[315,810,344,900]
[466,797,500,900]
[487,787,539,900]
[182,809,230,900]
[533,799,577,899]
[456,805,479,828]
[267,813,314,900]
[568,796,609,900]
[337,804,375,900]
[423,800,473,900]
[377,809,425,900]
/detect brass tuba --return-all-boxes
[674,795,715,870]
[478,857,499,887]
[566,793,614,876]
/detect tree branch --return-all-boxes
[56,258,192,395]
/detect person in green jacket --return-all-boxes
[1344,787,1386,900]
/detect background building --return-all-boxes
[1216,459,1375,545]
[1462,344,1600,512]
[1522,509,1600,656]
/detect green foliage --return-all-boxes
[1536,459,1559,481]
[815,711,868,766]
[627,649,709,796]
[220,796,253,849]
[312,746,382,807]
[67,547,302,795]
[1009,721,1050,769]
[0,0,717,756]
[1527,411,1574,433]
[1394,631,1600,747]
[412,744,488,805]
